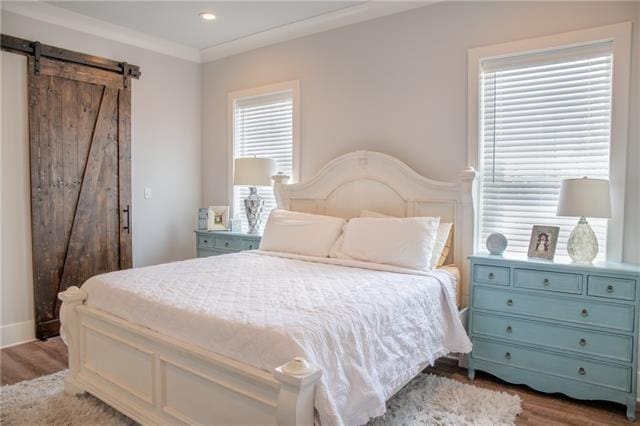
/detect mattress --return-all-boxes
[439,264,461,307]
[82,251,471,426]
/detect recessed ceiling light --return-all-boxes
[199,12,216,21]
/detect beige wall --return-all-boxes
[202,1,639,265]
[0,11,202,346]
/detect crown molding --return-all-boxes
[0,1,201,62]
[200,2,433,63]
[1,1,435,64]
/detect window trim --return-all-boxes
[227,80,300,217]
[467,22,632,262]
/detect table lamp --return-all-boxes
[556,177,611,263]
[234,157,276,234]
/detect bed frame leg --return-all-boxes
[274,357,322,426]
[58,286,88,395]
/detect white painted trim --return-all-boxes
[0,1,201,62]
[467,22,632,262]
[1,1,434,64]
[1,320,35,348]
[227,80,300,217]
[200,1,433,63]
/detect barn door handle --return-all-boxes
[123,205,130,234]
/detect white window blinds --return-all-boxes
[233,90,293,232]
[478,42,613,260]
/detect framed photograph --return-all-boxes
[527,225,560,261]
[197,207,209,231]
[207,206,230,231]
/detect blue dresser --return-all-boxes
[195,230,261,257]
[468,254,640,419]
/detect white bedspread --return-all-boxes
[82,251,472,426]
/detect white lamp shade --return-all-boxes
[556,177,611,218]
[234,157,276,186]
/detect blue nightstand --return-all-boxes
[467,254,640,420]
[195,230,261,257]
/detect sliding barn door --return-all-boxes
[28,56,132,339]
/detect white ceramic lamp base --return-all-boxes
[567,217,598,264]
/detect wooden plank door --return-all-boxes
[28,56,132,339]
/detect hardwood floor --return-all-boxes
[0,338,634,425]
[1,337,67,386]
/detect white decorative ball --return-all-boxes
[486,233,508,255]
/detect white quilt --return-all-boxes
[82,251,472,426]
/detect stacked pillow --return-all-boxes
[259,209,453,271]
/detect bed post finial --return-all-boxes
[458,167,478,308]
[273,173,291,210]
[58,286,88,395]
[274,357,322,426]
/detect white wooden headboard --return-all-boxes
[273,150,478,306]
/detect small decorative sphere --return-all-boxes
[486,233,508,255]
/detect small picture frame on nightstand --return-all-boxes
[198,207,208,231]
[207,206,230,231]
[527,225,559,261]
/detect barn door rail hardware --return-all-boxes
[1,34,141,79]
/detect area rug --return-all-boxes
[1,370,521,425]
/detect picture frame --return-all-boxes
[197,207,209,231]
[527,225,560,261]
[207,206,230,231]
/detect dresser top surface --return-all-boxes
[195,230,262,238]
[470,252,640,275]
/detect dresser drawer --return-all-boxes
[197,235,215,249]
[198,248,226,257]
[474,286,635,332]
[473,264,510,286]
[588,276,636,301]
[514,268,582,294]
[472,338,631,392]
[239,239,259,250]
[214,237,241,250]
[472,312,633,362]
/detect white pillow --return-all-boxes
[259,209,346,257]
[339,216,440,270]
[360,210,452,269]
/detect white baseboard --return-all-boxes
[1,320,35,348]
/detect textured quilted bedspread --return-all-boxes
[83,251,471,426]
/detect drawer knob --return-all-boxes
[579,338,587,347]
[506,326,512,333]
[578,367,586,376]
[543,278,550,286]
[225,242,229,247]
[506,299,513,306]
[249,245,253,249]
[607,285,614,293]
[203,240,208,244]
[581,308,589,317]
[505,352,511,360]
[488,272,495,280]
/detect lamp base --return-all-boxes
[244,187,264,234]
[567,217,598,264]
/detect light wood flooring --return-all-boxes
[0,337,635,425]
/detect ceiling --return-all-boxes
[1,1,432,62]
[48,1,362,50]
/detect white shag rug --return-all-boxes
[1,370,521,425]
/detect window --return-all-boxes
[229,82,299,232]
[478,43,613,260]
[468,23,632,262]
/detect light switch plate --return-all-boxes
[144,187,151,199]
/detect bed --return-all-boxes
[58,150,478,425]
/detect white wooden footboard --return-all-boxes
[59,287,321,425]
